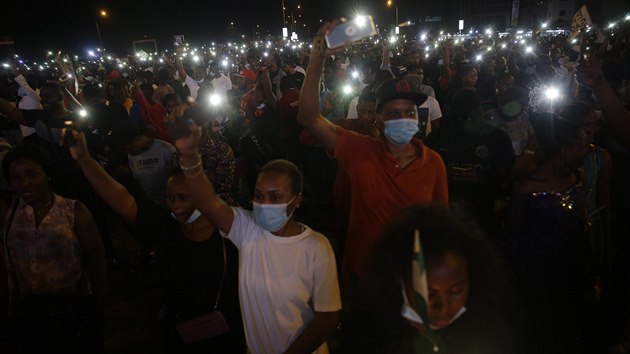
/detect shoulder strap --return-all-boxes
[213,235,227,311]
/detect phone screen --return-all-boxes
[325,16,377,49]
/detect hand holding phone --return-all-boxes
[325,16,377,49]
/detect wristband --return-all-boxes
[522,149,536,156]
[179,157,202,172]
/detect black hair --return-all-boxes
[559,101,595,128]
[530,112,584,158]
[40,82,65,103]
[2,143,54,180]
[358,85,376,103]
[259,159,303,196]
[82,83,105,102]
[162,93,181,107]
[110,120,146,145]
[157,68,170,85]
[341,204,513,351]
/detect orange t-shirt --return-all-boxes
[334,127,448,292]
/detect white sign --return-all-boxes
[395,26,400,34]
[459,20,464,30]
[282,27,288,38]
[570,5,592,40]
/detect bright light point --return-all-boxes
[520,39,526,44]
[485,28,491,35]
[118,64,124,68]
[352,71,359,79]
[100,10,107,16]
[454,39,460,44]
[222,60,228,67]
[263,52,268,57]
[626,14,630,21]
[526,46,533,53]
[420,33,427,41]
[2,63,9,68]
[608,23,616,29]
[545,87,561,100]
[501,43,507,48]
[476,55,482,61]
[389,36,397,43]
[209,94,222,106]
[571,38,577,44]
[355,15,367,28]
[425,54,429,58]
[88,51,95,57]
[342,85,352,95]
[66,74,72,78]
[193,55,200,62]
[425,46,430,51]
[159,58,164,63]
[79,109,87,117]
[542,22,548,28]
[487,47,492,51]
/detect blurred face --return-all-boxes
[408,52,420,65]
[125,136,147,156]
[426,250,470,330]
[8,158,50,204]
[253,171,300,211]
[39,86,61,112]
[164,100,181,117]
[193,67,206,81]
[357,100,377,121]
[583,110,599,143]
[463,69,478,88]
[165,175,196,224]
[379,99,418,122]
[496,76,515,95]
[563,130,589,168]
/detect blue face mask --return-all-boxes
[383,119,419,146]
[170,209,202,224]
[253,196,296,232]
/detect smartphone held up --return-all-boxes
[325,15,377,49]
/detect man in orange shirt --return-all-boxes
[297,22,448,296]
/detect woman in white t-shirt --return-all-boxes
[175,121,341,354]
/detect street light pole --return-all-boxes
[95,19,103,49]
[95,10,107,49]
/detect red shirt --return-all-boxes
[137,92,172,144]
[334,127,448,291]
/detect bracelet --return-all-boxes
[522,149,536,156]
[179,157,202,172]
[183,166,204,178]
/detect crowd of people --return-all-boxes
[0,17,629,354]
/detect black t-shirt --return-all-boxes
[287,72,305,89]
[252,105,282,153]
[426,122,515,230]
[135,197,245,352]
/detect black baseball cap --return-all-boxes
[375,77,428,112]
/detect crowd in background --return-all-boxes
[0,17,629,354]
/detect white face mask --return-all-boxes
[400,302,467,330]
[252,196,296,232]
[400,278,466,330]
[170,209,202,224]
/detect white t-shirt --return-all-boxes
[211,75,233,96]
[346,96,360,119]
[224,207,341,354]
[128,139,176,206]
[419,95,442,137]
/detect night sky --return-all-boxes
[0,0,404,57]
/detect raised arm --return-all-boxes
[13,73,40,104]
[296,21,347,152]
[577,56,630,148]
[174,122,234,233]
[259,67,278,109]
[67,130,138,225]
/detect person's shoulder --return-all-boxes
[302,227,334,251]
